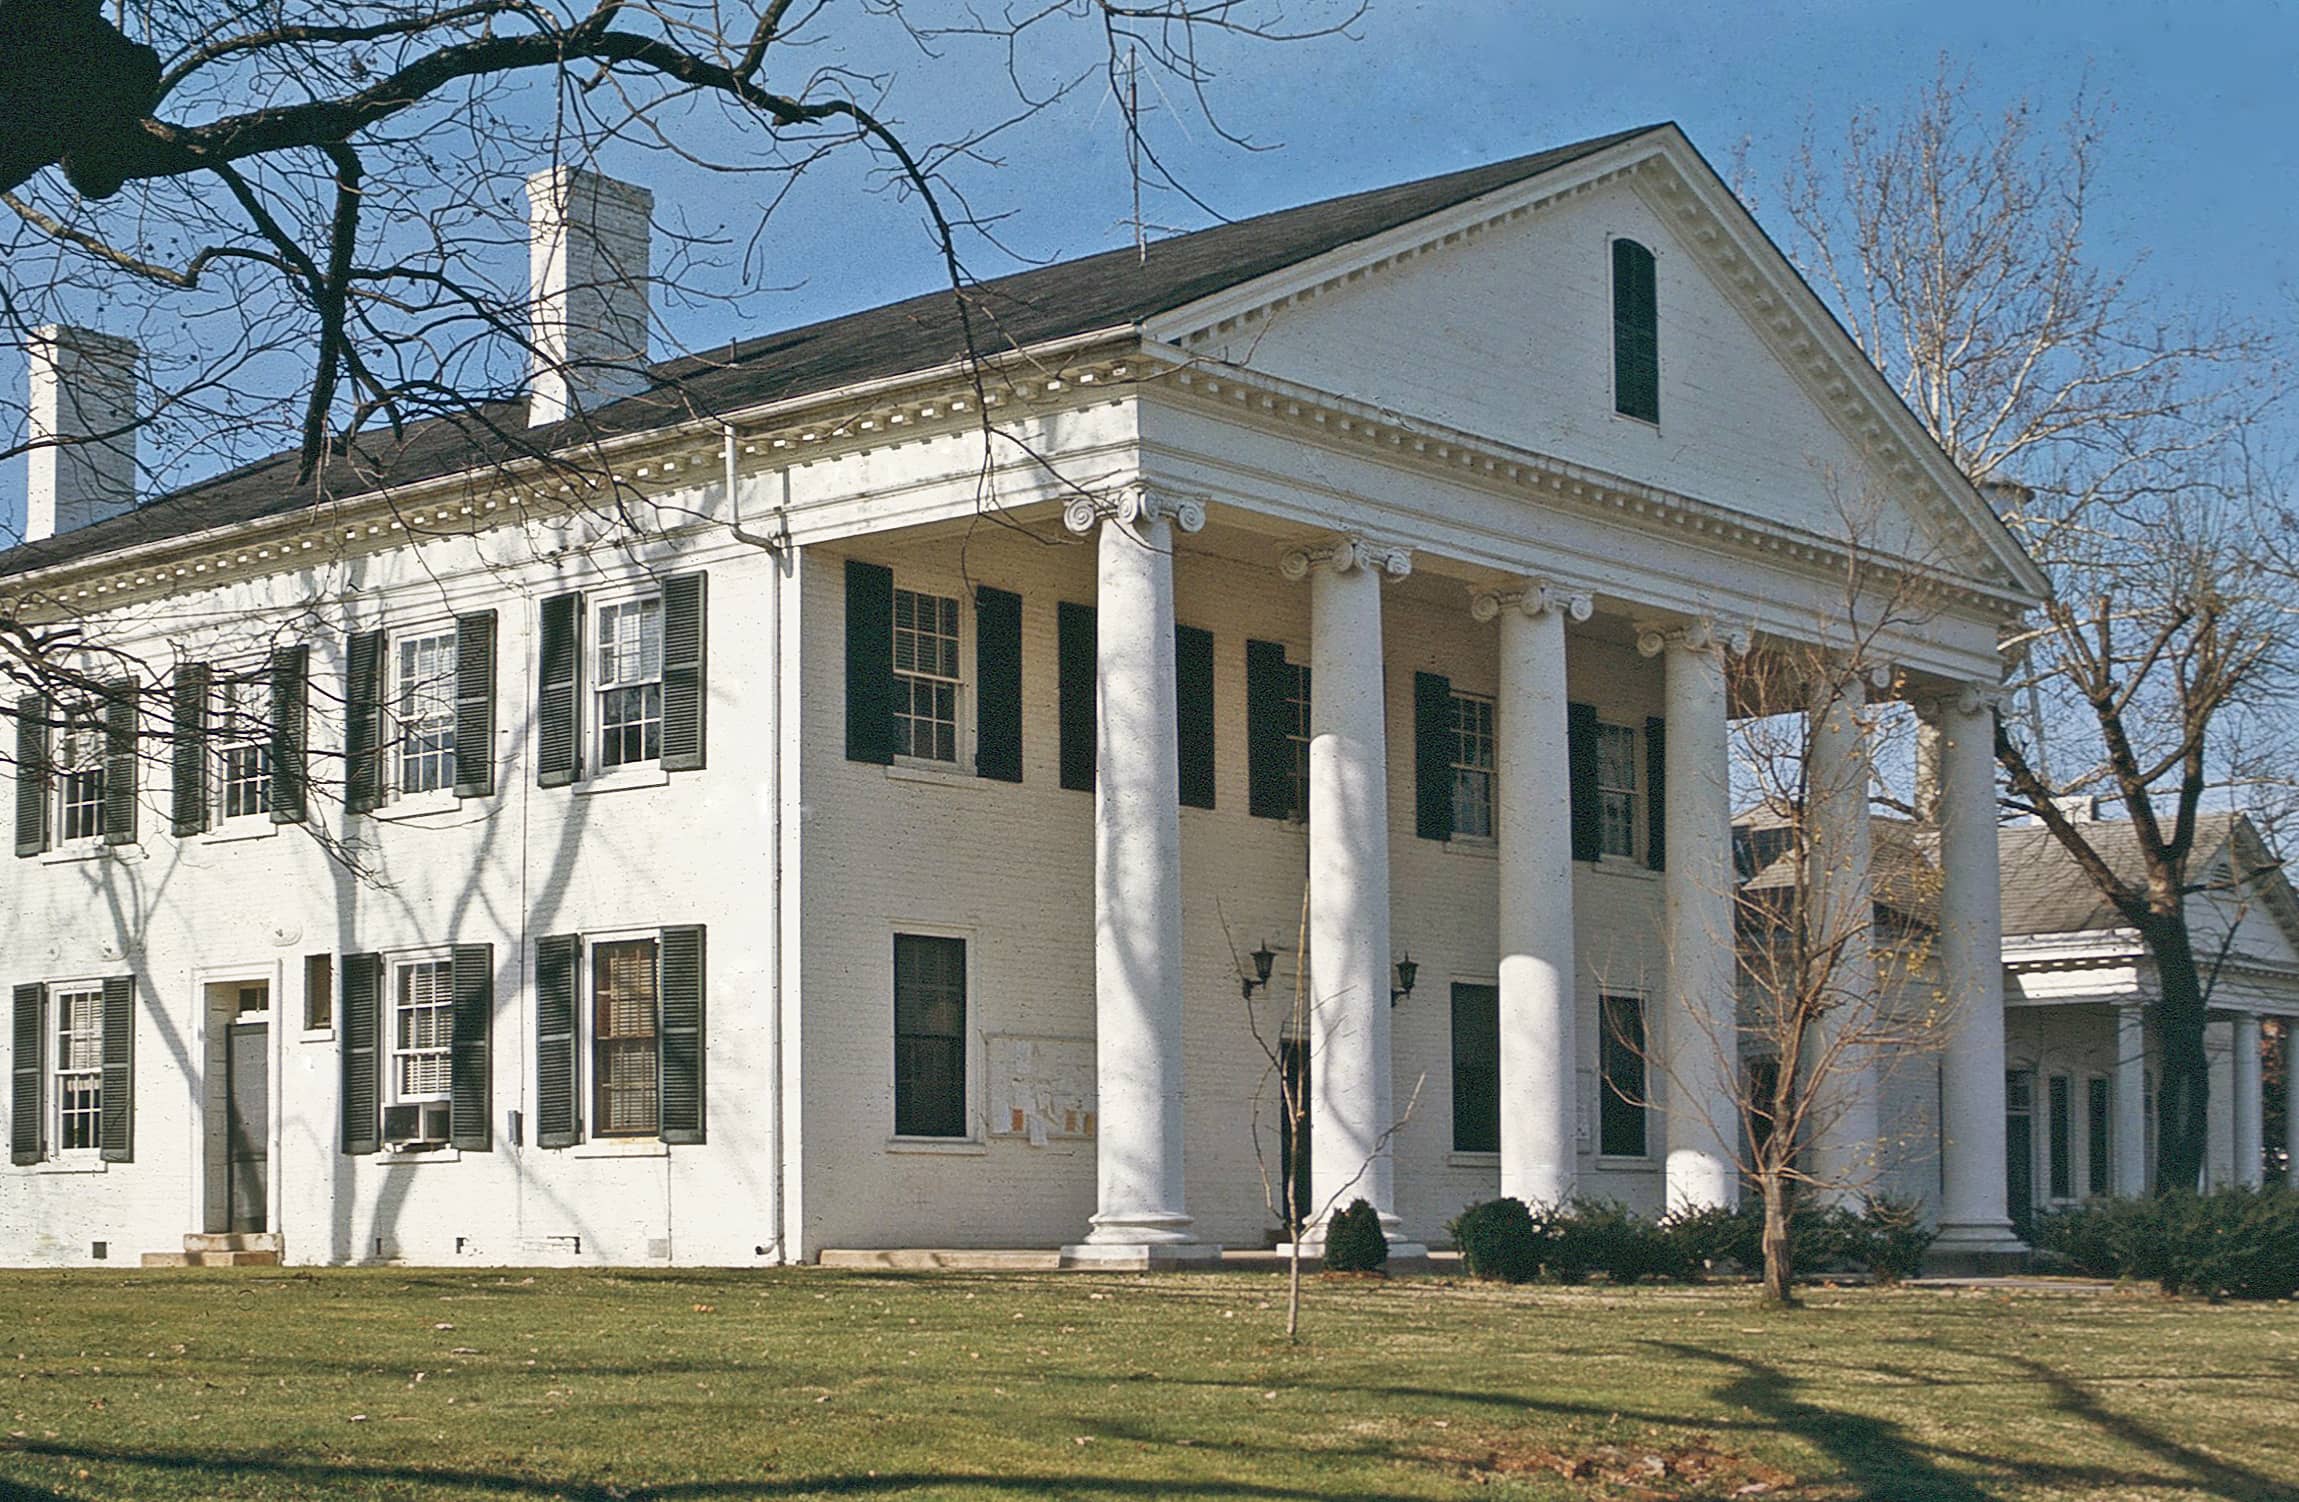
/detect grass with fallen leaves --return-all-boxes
[0,1269,2294,1499]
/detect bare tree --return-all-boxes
[1,0,1363,872]
[1775,62,2294,1193]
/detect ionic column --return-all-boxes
[1639,621,1744,1212]
[1060,492,1217,1266]
[1474,582,1591,1208]
[2233,1011,2264,1188]
[2114,1004,2148,1197]
[1282,535,1423,1252]
[1806,666,1881,1202]
[1926,683,2026,1262]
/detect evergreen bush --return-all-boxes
[2033,1187,2299,1300]
[1322,1197,1389,1273]
[1445,1196,1546,1283]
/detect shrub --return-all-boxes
[1322,1197,1389,1273]
[2032,1188,2299,1300]
[1550,1198,1692,1285]
[1853,1195,1937,1284]
[1662,1202,1761,1275]
[1446,1197,1546,1284]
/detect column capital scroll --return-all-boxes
[1471,581,1592,624]
[1635,618,1751,660]
[1279,534,1413,582]
[1062,488,1208,537]
[1912,679,2009,721]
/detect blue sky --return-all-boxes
[3,1,2293,528]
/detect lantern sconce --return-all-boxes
[1240,941,1278,1001]
[1391,951,1419,1007]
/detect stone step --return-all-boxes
[182,1232,282,1255]
[140,1250,282,1269]
[818,1248,1062,1272]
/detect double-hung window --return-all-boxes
[1450,693,1496,839]
[527,927,706,1149]
[595,596,664,771]
[390,960,453,1110]
[393,632,458,796]
[1598,993,1648,1158]
[894,933,968,1138]
[535,577,704,789]
[1283,660,1312,821]
[213,670,271,823]
[11,976,133,1166]
[1451,982,1500,1153]
[54,702,107,843]
[1595,722,1640,860]
[593,938,661,1136]
[52,985,103,1152]
[892,589,962,764]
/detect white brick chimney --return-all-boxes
[525,166,654,426]
[25,325,139,541]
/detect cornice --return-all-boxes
[1135,348,2034,621]
[0,339,1144,620]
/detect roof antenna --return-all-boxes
[1127,45,1146,266]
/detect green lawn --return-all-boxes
[1,1270,2294,1500]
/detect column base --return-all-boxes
[1058,1241,1224,1270]
[1924,1219,2030,1277]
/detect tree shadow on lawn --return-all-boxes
[0,1441,1430,1502]
[1998,1353,2295,1502]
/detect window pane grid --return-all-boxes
[214,674,270,820]
[54,988,103,1151]
[1596,722,1638,858]
[57,709,106,841]
[594,939,659,1136]
[894,934,967,1138]
[892,589,961,763]
[395,633,458,794]
[596,598,665,770]
[1599,994,1647,1158]
[392,961,453,1104]
[1285,661,1312,821]
[1450,693,1495,839]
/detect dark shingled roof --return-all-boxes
[1996,811,2250,937]
[1,124,1664,581]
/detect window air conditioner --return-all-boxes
[383,1101,452,1150]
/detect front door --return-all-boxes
[226,1017,270,1234]
[1278,1037,1310,1237]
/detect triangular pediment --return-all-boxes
[1144,127,2046,603]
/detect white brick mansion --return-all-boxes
[3,124,2118,1270]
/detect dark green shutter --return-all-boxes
[344,629,386,814]
[449,944,492,1151]
[1568,701,1601,862]
[535,934,582,1148]
[170,665,208,836]
[453,611,497,797]
[267,644,308,824]
[11,983,41,1164]
[844,559,895,764]
[1414,671,1454,842]
[1175,624,1215,810]
[1613,238,1660,423]
[15,695,48,857]
[537,592,582,787]
[1246,639,1294,821]
[102,679,136,845]
[1057,602,1096,792]
[1645,715,1667,871]
[340,953,381,1155]
[658,925,706,1145]
[974,586,1022,783]
[660,574,707,772]
[98,974,133,1162]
